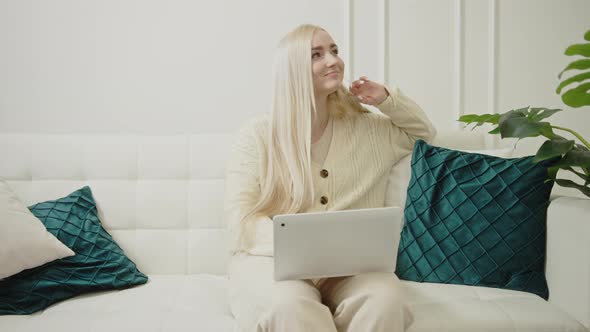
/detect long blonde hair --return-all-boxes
[238,24,368,250]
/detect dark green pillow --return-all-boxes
[395,140,554,299]
[0,186,148,315]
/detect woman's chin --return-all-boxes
[324,82,342,94]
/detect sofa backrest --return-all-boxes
[0,130,492,275]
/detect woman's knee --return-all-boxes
[231,277,329,332]
[361,274,403,310]
[355,272,401,293]
[270,295,321,314]
[256,296,336,332]
[364,290,403,314]
[343,290,402,317]
[334,273,403,315]
[271,279,319,301]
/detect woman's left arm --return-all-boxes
[350,76,437,149]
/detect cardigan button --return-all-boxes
[320,169,329,178]
[320,196,328,205]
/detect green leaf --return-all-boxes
[561,82,590,108]
[498,107,532,121]
[533,138,575,163]
[573,145,590,152]
[585,30,590,42]
[539,124,557,139]
[496,107,557,139]
[478,114,500,125]
[499,117,554,139]
[488,126,501,134]
[458,114,480,123]
[511,106,531,115]
[556,71,590,94]
[458,114,501,125]
[554,179,590,198]
[554,149,590,168]
[498,109,521,123]
[528,108,562,121]
[558,59,590,79]
[564,43,590,57]
[547,166,560,180]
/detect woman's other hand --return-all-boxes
[348,76,389,106]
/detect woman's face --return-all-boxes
[311,30,344,97]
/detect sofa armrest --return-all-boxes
[546,196,590,329]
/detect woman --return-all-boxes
[224,24,436,332]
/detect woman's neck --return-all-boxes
[311,95,330,144]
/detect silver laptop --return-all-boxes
[272,207,403,281]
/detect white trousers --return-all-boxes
[228,253,406,332]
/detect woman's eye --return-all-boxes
[333,49,339,55]
[312,52,321,59]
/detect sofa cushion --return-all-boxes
[0,275,237,332]
[0,186,148,315]
[395,140,555,299]
[401,280,586,332]
[0,180,75,279]
[0,275,583,332]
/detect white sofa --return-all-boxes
[0,131,589,332]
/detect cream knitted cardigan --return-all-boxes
[224,86,437,256]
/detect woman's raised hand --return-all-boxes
[348,76,389,106]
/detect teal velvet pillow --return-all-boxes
[395,140,554,299]
[0,186,148,315]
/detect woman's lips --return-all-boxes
[325,71,339,77]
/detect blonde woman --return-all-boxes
[224,24,436,332]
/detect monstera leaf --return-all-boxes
[458,107,561,139]
[458,30,590,198]
[557,30,590,108]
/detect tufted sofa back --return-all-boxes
[0,130,490,275]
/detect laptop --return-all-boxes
[272,206,403,281]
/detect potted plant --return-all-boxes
[459,29,590,198]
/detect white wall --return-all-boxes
[0,0,348,134]
[382,0,589,154]
[1,0,589,145]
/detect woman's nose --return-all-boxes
[325,53,339,66]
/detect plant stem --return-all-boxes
[552,125,590,149]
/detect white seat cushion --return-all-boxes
[400,281,586,332]
[1,274,584,332]
[0,275,237,332]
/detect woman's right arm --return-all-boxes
[224,119,273,256]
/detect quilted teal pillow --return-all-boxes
[395,140,555,299]
[0,186,148,315]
